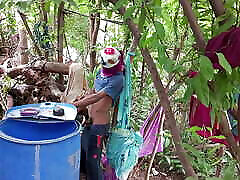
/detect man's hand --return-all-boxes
[72,90,107,112]
[74,94,85,102]
[72,100,87,112]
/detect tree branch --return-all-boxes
[64,9,124,25]
[17,10,42,57]
[107,0,197,178]
[208,0,225,17]
[179,0,206,51]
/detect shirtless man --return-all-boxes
[73,47,124,180]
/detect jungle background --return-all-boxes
[0,0,240,179]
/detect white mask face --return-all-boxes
[100,47,120,68]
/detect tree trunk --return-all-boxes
[40,0,48,23]
[6,61,69,78]
[208,0,225,17]
[179,0,206,51]
[57,1,64,63]
[40,0,49,60]
[18,10,42,57]
[107,0,197,178]
[57,1,65,85]
[89,12,100,72]
[220,113,240,162]
[18,29,29,65]
[53,3,58,61]
[16,12,29,65]
[139,59,145,96]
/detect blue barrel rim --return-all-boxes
[0,120,81,145]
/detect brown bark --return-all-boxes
[18,29,29,64]
[43,62,69,74]
[208,0,225,17]
[40,0,48,23]
[57,1,65,86]
[6,61,69,78]
[107,0,197,178]
[220,113,240,161]
[9,79,62,107]
[139,59,145,96]
[40,0,49,60]
[89,12,100,72]
[179,0,206,51]
[64,9,123,25]
[17,10,42,57]
[209,0,228,26]
[57,1,64,63]
[215,147,225,177]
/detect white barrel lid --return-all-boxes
[4,102,77,122]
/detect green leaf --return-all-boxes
[153,6,162,17]
[209,135,225,139]
[0,1,5,9]
[224,0,235,8]
[214,16,235,36]
[152,0,162,17]
[52,0,62,5]
[138,8,146,32]
[139,31,147,48]
[223,164,236,180]
[189,74,209,106]
[158,56,174,73]
[114,0,128,10]
[200,55,214,80]
[107,10,112,19]
[154,21,165,39]
[187,126,202,132]
[183,85,193,102]
[124,6,135,20]
[182,143,202,158]
[217,53,232,74]
[153,0,161,6]
[146,33,159,49]
[16,1,32,10]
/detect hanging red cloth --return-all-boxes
[205,27,240,69]
[189,95,229,145]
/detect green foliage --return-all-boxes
[154,22,165,41]
[154,130,185,174]
[182,127,239,179]
[33,22,52,50]
[217,53,232,75]
[199,56,214,80]
[64,15,88,54]
[0,76,14,94]
[213,10,235,36]
[85,65,101,89]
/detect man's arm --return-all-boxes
[72,90,108,110]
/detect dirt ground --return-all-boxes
[128,171,185,180]
[80,170,185,180]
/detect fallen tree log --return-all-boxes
[6,61,70,79]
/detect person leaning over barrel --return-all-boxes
[72,47,124,180]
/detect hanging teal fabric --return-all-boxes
[116,51,133,129]
[106,52,143,180]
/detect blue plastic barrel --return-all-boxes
[0,118,81,180]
